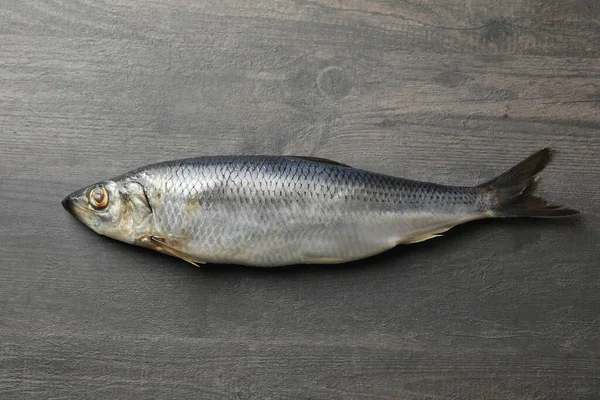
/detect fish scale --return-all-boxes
[62,149,578,267]
[128,156,485,266]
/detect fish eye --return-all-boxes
[89,186,109,210]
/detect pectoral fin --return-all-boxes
[150,236,206,267]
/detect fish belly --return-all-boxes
[175,209,482,267]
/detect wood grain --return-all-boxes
[1,0,599,398]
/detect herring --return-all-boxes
[62,149,578,267]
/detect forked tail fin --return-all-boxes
[478,148,578,218]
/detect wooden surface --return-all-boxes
[1,0,599,398]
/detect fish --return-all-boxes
[62,148,578,267]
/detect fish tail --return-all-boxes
[478,148,579,218]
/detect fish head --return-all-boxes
[62,178,153,244]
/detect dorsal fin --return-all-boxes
[288,156,351,167]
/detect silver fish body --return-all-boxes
[62,150,577,267]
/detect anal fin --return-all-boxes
[150,236,206,267]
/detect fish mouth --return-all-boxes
[62,189,88,218]
[61,196,73,213]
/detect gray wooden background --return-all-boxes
[1,0,599,399]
